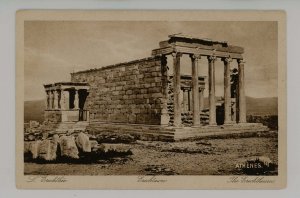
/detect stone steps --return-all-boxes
[87,122,269,141]
[87,122,177,141]
[173,123,269,140]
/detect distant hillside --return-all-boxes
[203,96,277,116]
[24,99,45,123]
[24,96,277,123]
[246,96,277,115]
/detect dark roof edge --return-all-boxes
[44,82,89,88]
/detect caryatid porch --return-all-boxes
[152,34,247,127]
[44,82,90,122]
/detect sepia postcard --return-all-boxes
[16,10,286,189]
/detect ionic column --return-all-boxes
[53,90,58,109]
[172,52,182,127]
[208,55,217,125]
[187,90,191,111]
[199,88,204,112]
[231,98,236,122]
[182,88,189,112]
[191,54,201,126]
[74,89,79,109]
[238,59,246,123]
[223,57,233,124]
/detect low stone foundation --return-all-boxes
[87,122,269,141]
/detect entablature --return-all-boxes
[152,34,244,59]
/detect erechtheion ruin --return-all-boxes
[43,34,268,140]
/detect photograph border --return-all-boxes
[16,10,287,189]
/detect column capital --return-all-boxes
[207,55,217,62]
[189,54,201,60]
[237,59,246,64]
[181,87,190,92]
[198,87,204,92]
[222,57,233,63]
[171,51,182,58]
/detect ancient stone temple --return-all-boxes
[43,34,268,140]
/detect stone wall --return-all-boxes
[44,110,62,123]
[71,57,169,125]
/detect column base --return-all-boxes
[172,125,184,129]
[237,122,248,126]
[208,123,218,126]
[191,124,202,128]
[223,121,235,126]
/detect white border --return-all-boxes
[0,0,299,197]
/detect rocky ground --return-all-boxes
[24,131,278,175]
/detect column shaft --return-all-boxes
[172,52,182,127]
[199,88,204,112]
[191,55,200,126]
[188,90,191,111]
[238,59,246,123]
[223,57,232,124]
[232,98,236,122]
[208,56,217,125]
[183,89,189,112]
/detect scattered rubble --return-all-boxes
[24,128,134,163]
[38,139,58,161]
[76,132,91,153]
[95,132,136,144]
[59,135,80,159]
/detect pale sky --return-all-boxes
[24,21,277,101]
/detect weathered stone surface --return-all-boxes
[90,140,98,149]
[91,144,105,153]
[75,132,91,152]
[38,139,58,161]
[29,120,40,128]
[102,143,131,153]
[27,134,36,141]
[59,136,79,159]
[25,140,41,159]
[71,57,166,125]
[96,133,136,144]
[42,132,49,140]
[24,141,31,154]
[44,111,62,123]
[52,134,60,143]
